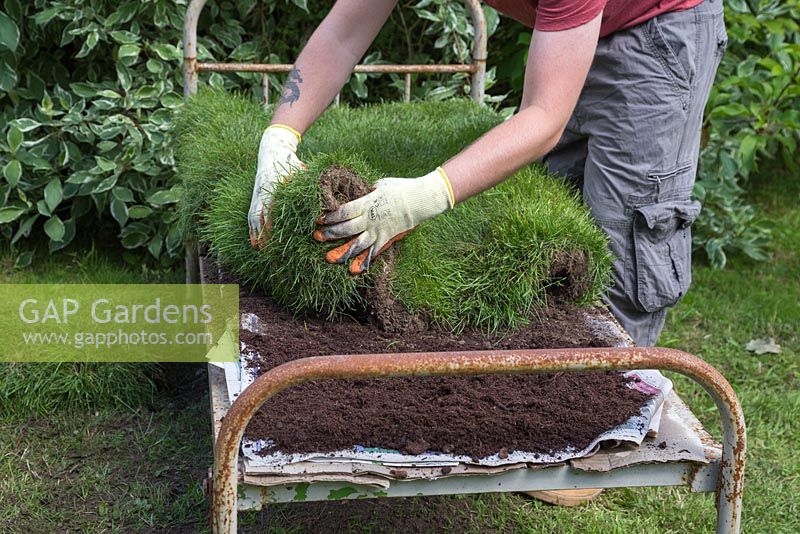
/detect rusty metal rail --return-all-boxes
[182,0,487,103]
[196,63,479,74]
[212,347,745,534]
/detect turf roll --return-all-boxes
[176,90,613,332]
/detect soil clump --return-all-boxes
[319,165,371,212]
[547,250,592,302]
[318,165,425,333]
[363,249,427,334]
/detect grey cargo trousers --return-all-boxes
[544,0,728,346]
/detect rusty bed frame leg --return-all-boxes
[211,348,745,534]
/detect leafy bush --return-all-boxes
[0,0,500,267]
[183,91,612,331]
[694,0,800,266]
[0,0,191,267]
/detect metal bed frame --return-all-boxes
[182,2,745,533]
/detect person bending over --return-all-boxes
[248,0,727,504]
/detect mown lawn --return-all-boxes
[0,179,797,532]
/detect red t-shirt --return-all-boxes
[484,0,703,38]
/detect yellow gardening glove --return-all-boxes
[248,124,305,248]
[314,168,455,274]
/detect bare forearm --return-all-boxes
[443,16,601,203]
[442,105,564,202]
[269,38,357,132]
[271,0,397,133]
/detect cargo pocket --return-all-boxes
[630,200,701,312]
[646,12,695,101]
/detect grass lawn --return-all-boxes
[0,179,797,532]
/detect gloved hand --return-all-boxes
[248,124,305,248]
[314,167,454,274]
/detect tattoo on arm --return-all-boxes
[278,67,303,107]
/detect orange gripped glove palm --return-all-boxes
[314,167,455,274]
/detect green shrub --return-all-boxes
[184,91,612,331]
[693,0,800,267]
[0,0,194,267]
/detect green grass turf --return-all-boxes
[0,389,210,532]
[203,152,383,319]
[172,89,265,241]
[173,90,502,241]
[0,249,181,419]
[181,90,612,330]
[0,179,797,531]
[393,168,611,332]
